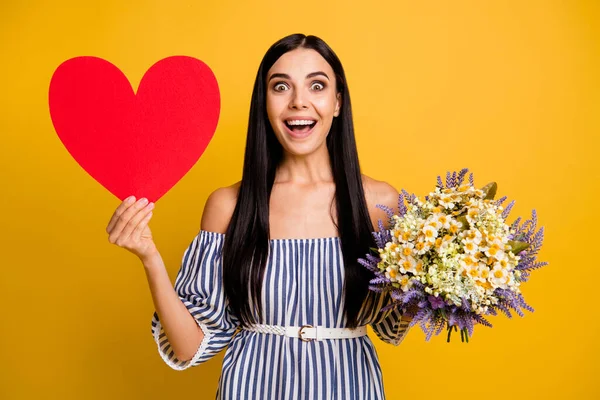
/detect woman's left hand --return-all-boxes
[401,303,420,321]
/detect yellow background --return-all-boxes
[1,0,598,399]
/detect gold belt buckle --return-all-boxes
[298,324,314,342]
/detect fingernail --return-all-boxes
[147,202,154,209]
[140,198,148,205]
[126,196,135,203]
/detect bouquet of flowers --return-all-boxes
[359,168,547,342]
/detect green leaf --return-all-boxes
[439,308,448,319]
[456,215,469,230]
[508,240,530,254]
[481,182,497,200]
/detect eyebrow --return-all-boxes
[268,71,330,82]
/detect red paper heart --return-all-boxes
[49,56,220,203]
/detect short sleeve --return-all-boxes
[150,230,240,370]
[369,291,412,346]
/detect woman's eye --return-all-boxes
[273,83,288,92]
[311,82,325,91]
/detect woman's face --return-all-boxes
[266,48,341,156]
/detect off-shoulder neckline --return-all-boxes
[199,229,341,242]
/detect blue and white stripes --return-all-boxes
[151,230,411,399]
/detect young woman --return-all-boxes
[106,33,414,399]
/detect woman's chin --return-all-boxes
[280,136,328,157]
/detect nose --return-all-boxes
[289,88,308,110]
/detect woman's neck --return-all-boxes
[274,144,333,185]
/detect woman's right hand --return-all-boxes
[106,196,157,262]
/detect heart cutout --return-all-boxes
[49,56,220,203]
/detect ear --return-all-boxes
[334,92,342,117]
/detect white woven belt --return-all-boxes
[243,323,368,341]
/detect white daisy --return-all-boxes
[422,225,439,243]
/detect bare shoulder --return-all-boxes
[362,174,400,228]
[200,181,241,234]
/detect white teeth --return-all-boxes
[286,120,315,126]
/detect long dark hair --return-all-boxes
[223,33,377,329]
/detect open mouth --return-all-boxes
[283,120,317,138]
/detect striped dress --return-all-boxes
[151,230,411,399]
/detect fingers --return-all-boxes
[119,201,154,243]
[107,197,150,244]
[106,196,136,234]
[131,209,154,241]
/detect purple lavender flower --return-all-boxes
[428,295,446,309]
